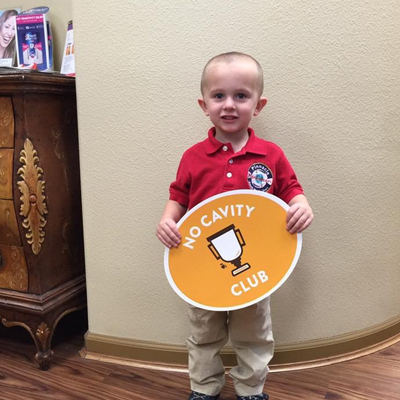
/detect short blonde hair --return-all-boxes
[200,52,264,96]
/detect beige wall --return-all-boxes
[72,0,400,346]
[5,1,72,71]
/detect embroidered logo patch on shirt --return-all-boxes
[247,163,273,192]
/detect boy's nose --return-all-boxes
[223,97,235,109]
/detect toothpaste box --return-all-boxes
[15,13,53,71]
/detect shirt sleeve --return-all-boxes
[169,152,191,208]
[275,151,304,204]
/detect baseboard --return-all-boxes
[82,314,400,372]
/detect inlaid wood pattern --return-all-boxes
[0,199,22,246]
[0,311,399,400]
[17,138,48,255]
[0,149,13,199]
[0,244,28,292]
[0,97,14,148]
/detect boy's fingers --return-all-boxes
[288,216,305,233]
[164,220,181,239]
[296,217,313,233]
[302,214,314,231]
[160,219,181,238]
[156,233,171,248]
[286,206,296,223]
[286,208,302,230]
[159,228,179,244]
[288,214,313,234]
[165,227,181,244]
[289,218,306,233]
[157,223,181,247]
[157,230,178,248]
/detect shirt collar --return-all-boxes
[204,127,268,156]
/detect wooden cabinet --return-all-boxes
[0,71,86,370]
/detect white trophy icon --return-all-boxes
[207,224,251,276]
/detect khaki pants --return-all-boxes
[187,297,274,397]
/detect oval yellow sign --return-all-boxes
[164,190,302,311]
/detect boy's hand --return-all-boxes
[286,195,314,234]
[157,218,182,248]
[156,200,186,248]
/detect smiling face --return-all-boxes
[199,58,267,142]
[0,16,15,50]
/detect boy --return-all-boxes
[157,52,313,400]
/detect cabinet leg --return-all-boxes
[35,348,54,370]
[34,322,54,371]
[1,317,55,370]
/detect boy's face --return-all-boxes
[199,59,267,140]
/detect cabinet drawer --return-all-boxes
[0,244,28,292]
[0,149,13,199]
[0,199,21,246]
[0,97,14,148]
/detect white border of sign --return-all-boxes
[164,190,302,311]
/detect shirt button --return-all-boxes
[222,145,228,151]
[229,159,234,164]
[227,172,233,178]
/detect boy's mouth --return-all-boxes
[221,116,238,120]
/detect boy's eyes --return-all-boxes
[236,93,247,99]
[212,93,248,99]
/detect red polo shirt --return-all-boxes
[170,127,304,210]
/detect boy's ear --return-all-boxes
[198,98,209,116]
[253,97,267,116]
